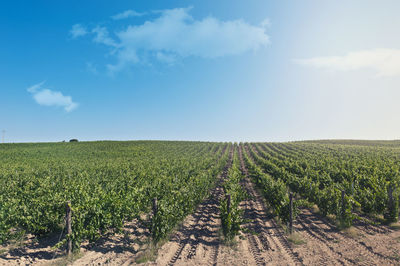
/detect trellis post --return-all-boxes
[66,201,72,255]
[227,194,231,215]
[289,192,293,234]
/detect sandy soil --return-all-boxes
[291,209,400,265]
[0,215,150,266]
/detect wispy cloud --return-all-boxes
[111,9,145,20]
[294,49,400,77]
[70,24,87,38]
[27,82,79,112]
[92,26,118,47]
[72,7,270,73]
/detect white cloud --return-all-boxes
[84,7,269,73]
[70,24,87,38]
[27,82,79,112]
[92,26,118,47]
[106,48,139,73]
[111,9,144,20]
[27,81,45,93]
[294,49,400,77]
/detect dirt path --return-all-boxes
[0,216,148,266]
[139,145,234,266]
[142,143,303,266]
[145,184,223,266]
[351,216,400,262]
[145,144,303,266]
[294,210,400,265]
[238,145,303,266]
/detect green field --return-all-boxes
[1,140,399,250]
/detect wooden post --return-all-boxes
[153,198,158,217]
[289,192,293,234]
[341,190,346,220]
[383,186,399,222]
[388,186,394,212]
[227,194,231,215]
[388,186,393,204]
[66,201,72,256]
[150,198,158,241]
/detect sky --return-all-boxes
[1,0,400,143]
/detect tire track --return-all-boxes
[355,221,390,235]
[353,213,393,235]
[185,186,223,261]
[299,211,400,264]
[167,198,212,265]
[239,145,303,266]
[204,146,235,266]
[209,239,219,266]
[244,177,303,265]
[239,146,272,265]
[244,153,354,266]
[295,213,355,265]
[166,145,234,265]
[241,192,268,266]
[244,143,350,265]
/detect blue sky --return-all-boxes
[2,0,400,142]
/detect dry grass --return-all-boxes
[135,245,158,264]
[310,204,320,214]
[341,226,362,239]
[48,251,84,266]
[287,232,306,245]
[136,249,157,264]
[326,214,337,225]
[389,222,400,230]
[135,239,168,264]
[371,214,386,224]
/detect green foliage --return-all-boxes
[241,143,298,224]
[2,139,400,250]
[0,141,229,248]
[242,141,400,227]
[279,198,300,225]
[384,186,399,223]
[220,196,243,241]
[220,145,244,241]
[339,194,357,228]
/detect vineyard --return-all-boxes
[0,140,399,265]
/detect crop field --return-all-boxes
[0,140,399,265]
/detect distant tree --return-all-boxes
[69,139,78,142]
